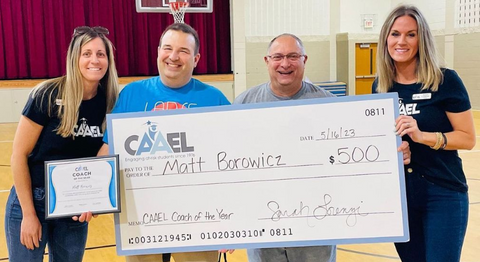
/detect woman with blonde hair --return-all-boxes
[374,5,476,262]
[5,26,119,262]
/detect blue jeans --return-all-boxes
[395,173,468,262]
[4,187,89,262]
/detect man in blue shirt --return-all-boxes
[97,23,230,262]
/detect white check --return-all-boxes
[107,93,408,256]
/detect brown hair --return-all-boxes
[159,23,200,54]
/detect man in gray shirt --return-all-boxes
[234,33,410,262]
[234,33,336,262]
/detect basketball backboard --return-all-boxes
[136,0,213,13]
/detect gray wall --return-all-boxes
[336,34,349,91]
[454,32,480,110]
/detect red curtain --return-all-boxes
[0,0,231,79]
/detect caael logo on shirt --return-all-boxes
[124,120,194,156]
[73,118,103,137]
[398,98,420,116]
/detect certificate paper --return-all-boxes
[45,155,120,219]
[107,93,408,255]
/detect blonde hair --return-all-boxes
[376,4,443,93]
[31,28,119,137]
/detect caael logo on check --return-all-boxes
[124,120,194,156]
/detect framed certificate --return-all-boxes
[44,155,120,219]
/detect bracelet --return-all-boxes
[430,132,443,150]
[440,133,447,150]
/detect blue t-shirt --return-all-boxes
[104,76,230,144]
[372,69,471,192]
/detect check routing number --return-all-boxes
[107,93,408,256]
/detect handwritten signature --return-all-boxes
[267,194,367,227]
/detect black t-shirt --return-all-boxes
[373,69,471,192]
[23,86,107,188]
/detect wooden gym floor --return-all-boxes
[0,112,479,262]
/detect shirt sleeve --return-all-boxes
[233,91,247,104]
[22,90,54,126]
[220,95,231,105]
[441,69,471,113]
[371,78,378,94]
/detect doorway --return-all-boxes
[355,43,377,95]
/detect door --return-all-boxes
[355,43,377,95]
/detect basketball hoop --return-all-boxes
[169,1,189,23]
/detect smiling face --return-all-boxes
[157,29,200,88]
[387,15,419,67]
[79,37,108,88]
[265,35,307,97]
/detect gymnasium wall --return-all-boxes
[233,0,479,109]
[1,0,479,123]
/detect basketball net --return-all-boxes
[169,1,189,23]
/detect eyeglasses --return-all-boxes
[73,26,109,37]
[266,53,305,62]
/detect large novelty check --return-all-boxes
[107,93,408,256]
